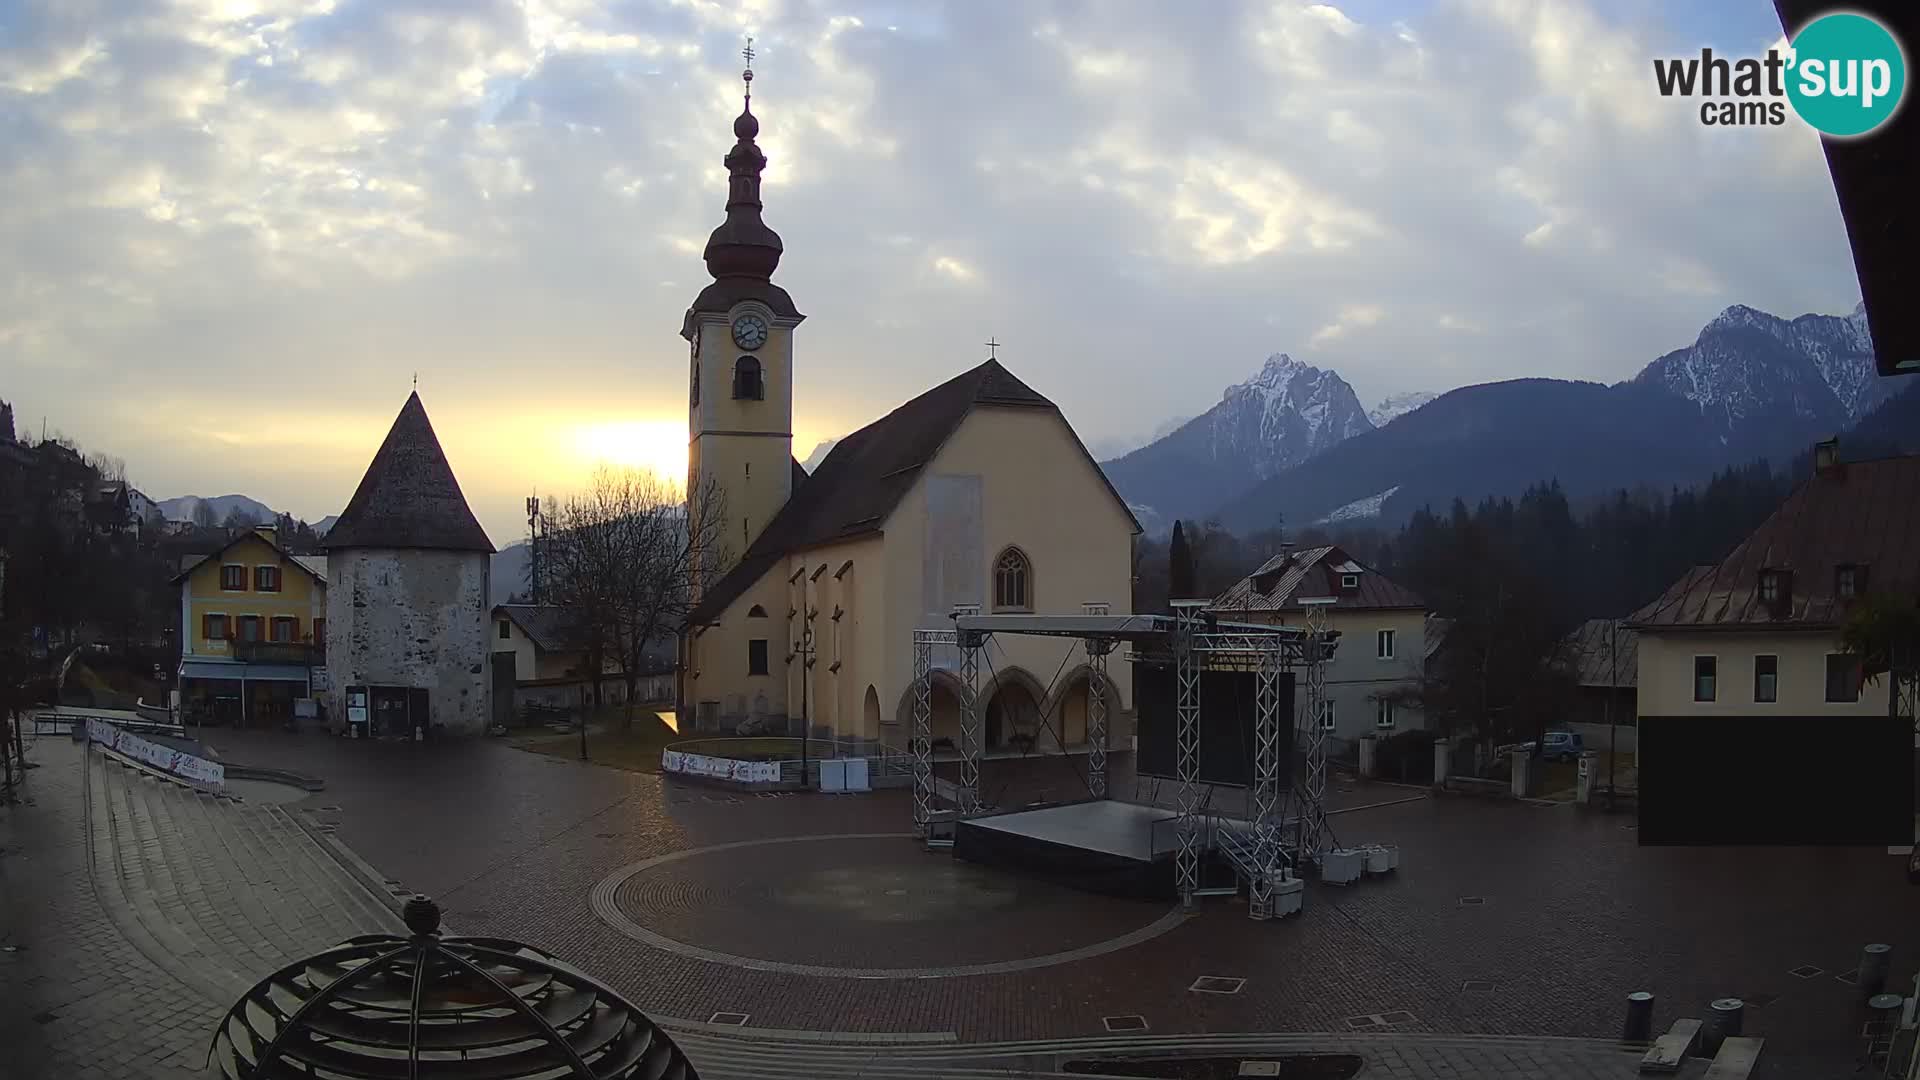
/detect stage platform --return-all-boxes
[954,799,1246,901]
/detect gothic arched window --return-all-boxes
[733,356,764,400]
[747,604,768,618]
[993,547,1032,612]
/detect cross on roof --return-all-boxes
[985,337,1000,359]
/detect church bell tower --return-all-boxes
[683,40,804,573]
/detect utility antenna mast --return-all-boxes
[526,495,543,604]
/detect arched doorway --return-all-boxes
[863,685,881,740]
[985,680,1042,751]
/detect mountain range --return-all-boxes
[1104,302,1890,535]
[156,494,277,526]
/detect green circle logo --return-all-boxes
[1785,12,1907,137]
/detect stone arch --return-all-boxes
[983,665,1048,750]
[863,685,881,740]
[1040,664,1127,749]
[893,668,965,747]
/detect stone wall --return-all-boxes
[326,548,491,735]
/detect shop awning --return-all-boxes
[179,660,312,684]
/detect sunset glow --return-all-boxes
[570,420,689,487]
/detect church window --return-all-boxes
[733,356,764,400]
[993,547,1032,611]
[747,605,768,618]
[748,638,769,676]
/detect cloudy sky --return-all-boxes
[0,0,1866,545]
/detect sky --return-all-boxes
[0,0,1868,546]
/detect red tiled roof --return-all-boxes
[1209,545,1425,613]
[1628,454,1920,630]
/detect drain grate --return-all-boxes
[1343,1014,1384,1030]
[318,805,343,812]
[1103,1014,1149,1033]
[1790,965,1824,979]
[707,1011,750,1026]
[1457,896,1487,907]
[1189,976,1246,995]
[1836,968,1860,985]
[1742,993,1778,1009]
[1460,980,1496,992]
[1379,1011,1417,1025]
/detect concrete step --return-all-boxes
[167,777,313,963]
[1701,1036,1763,1079]
[255,804,404,937]
[226,799,376,950]
[139,771,297,978]
[181,779,340,953]
[1641,1018,1701,1073]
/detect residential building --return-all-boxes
[172,525,328,726]
[1627,441,1914,720]
[323,392,495,738]
[679,79,1138,748]
[491,604,676,716]
[1208,545,1428,750]
[1558,617,1638,750]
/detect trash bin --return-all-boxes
[1700,998,1744,1056]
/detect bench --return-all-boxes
[1701,1036,1763,1080]
[1640,1018,1701,1073]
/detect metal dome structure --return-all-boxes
[209,896,698,1079]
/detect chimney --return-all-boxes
[254,524,277,546]
[1814,437,1841,478]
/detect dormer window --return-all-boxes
[1836,563,1866,600]
[732,356,764,400]
[1341,574,1360,590]
[1758,568,1792,615]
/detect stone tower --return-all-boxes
[323,392,495,736]
[682,50,805,579]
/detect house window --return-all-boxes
[1377,629,1395,660]
[238,616,262,643]
[1319,699,1337,731]
[270,616,297,643]
[1836,564,1863,600]
[1753,654,1778,703]
[733,356,764,400]
[314,618,326,645]
[221,564,247,591]
[498,619,511,640]
[204,613,229,641]
[1342,573,1360,589]
[1825,653,1862,703]
[1083,602,1110,616]
[1693,656,1717,702]
[254,565,281,592]
[747,604,768,618]
[993,547,1032,611]
[748,638,769,676]
[1375,699,1396,730]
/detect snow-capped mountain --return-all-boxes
[1631,302,1887,437]
[1088,414,1197,462]
[1367,391,1437,428]
[1101,353,1373,530]
[800,439,839,472]
[314,514,339,536]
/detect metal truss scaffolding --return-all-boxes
[907,611,1333,916]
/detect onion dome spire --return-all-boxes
[703,36,783,282]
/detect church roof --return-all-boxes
[687,358,1138,627]
[323,392,495,553]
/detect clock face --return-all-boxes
[731,313,769,350]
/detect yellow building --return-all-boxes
[172,525,328,726]
[679,74,1139,751]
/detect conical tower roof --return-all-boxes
[323,392,494,553]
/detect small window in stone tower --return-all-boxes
[733,356,764,400]
[748,638,770,676]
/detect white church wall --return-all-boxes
[327,548,491,736]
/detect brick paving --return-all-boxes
[5,724,1913,1078]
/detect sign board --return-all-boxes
[661,750,782,784]
[87,719,225,791]
[310,667,330,692]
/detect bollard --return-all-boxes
[1699,998,1744,1056]
[1859,943,1892,998]
[1622,991,1656,1043]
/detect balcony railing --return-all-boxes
[232,640,321,665]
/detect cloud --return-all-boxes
[0,0,1864,542]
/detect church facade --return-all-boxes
[678,70,1139,753]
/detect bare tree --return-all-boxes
[191,501,217,530]
[544,468,730,741]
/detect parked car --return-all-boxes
[1540,730,1584,763]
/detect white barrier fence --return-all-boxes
[660,749,782,784]
[88,718,226,791]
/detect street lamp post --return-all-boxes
[796,623,815,789]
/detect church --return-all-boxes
[678,63,1140,756]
